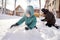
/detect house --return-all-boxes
[13,5,24,16]
[0,7,13,15]
[6,9,13,15]
[34,9,40,17]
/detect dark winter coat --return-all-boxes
[41,8,56,24]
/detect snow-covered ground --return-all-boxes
[0,14,60,40]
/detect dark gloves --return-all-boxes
[34,26,38,29]
[25,27,29,30]
[41,19,46,21]
[10,23,19,29]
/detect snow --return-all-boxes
[0,14,60,40]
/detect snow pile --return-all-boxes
[0,14,60,40]
[0,14,20,19]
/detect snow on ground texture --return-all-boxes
[0,14,60,40]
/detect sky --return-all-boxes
[0,0,45,11]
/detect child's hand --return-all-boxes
[10,24,15,29]
[25,27,29,30]
[41,19,45,21]
[10,23,18,29]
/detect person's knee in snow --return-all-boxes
[25,27,29,30]
[46,23,53,27]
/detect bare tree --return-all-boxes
[14,0,17,15]
[39,0,41,14]
[2,0,3,14]
[1,0,7,14]
[4,0,7,14]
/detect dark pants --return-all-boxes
[46,23,59,29]
[46,23,54,27]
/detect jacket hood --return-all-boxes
[26,5,34,17]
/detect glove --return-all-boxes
[25,27,29,30]
[41,19,46,21]
[10,23,18,29]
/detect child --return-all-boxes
[10,6,37,30]
[41,8,59,29]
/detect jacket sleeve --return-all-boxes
[28,17,37,29]
[45,13,53,21]
[17,16,25,25]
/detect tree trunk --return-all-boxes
[39,0,41,17]
[2,0,3,14]
[4,0,6,14]
[14,0,16,15]
[39,0,41,13]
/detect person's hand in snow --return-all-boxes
[41,19,47,21]
[25,27,29,30]
[10,23,19,29]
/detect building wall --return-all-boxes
[13,5,24,16]
[6,10,13,15]
[34,9,40,17]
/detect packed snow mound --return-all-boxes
[2,28,44,40]
[0,14,60,40]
